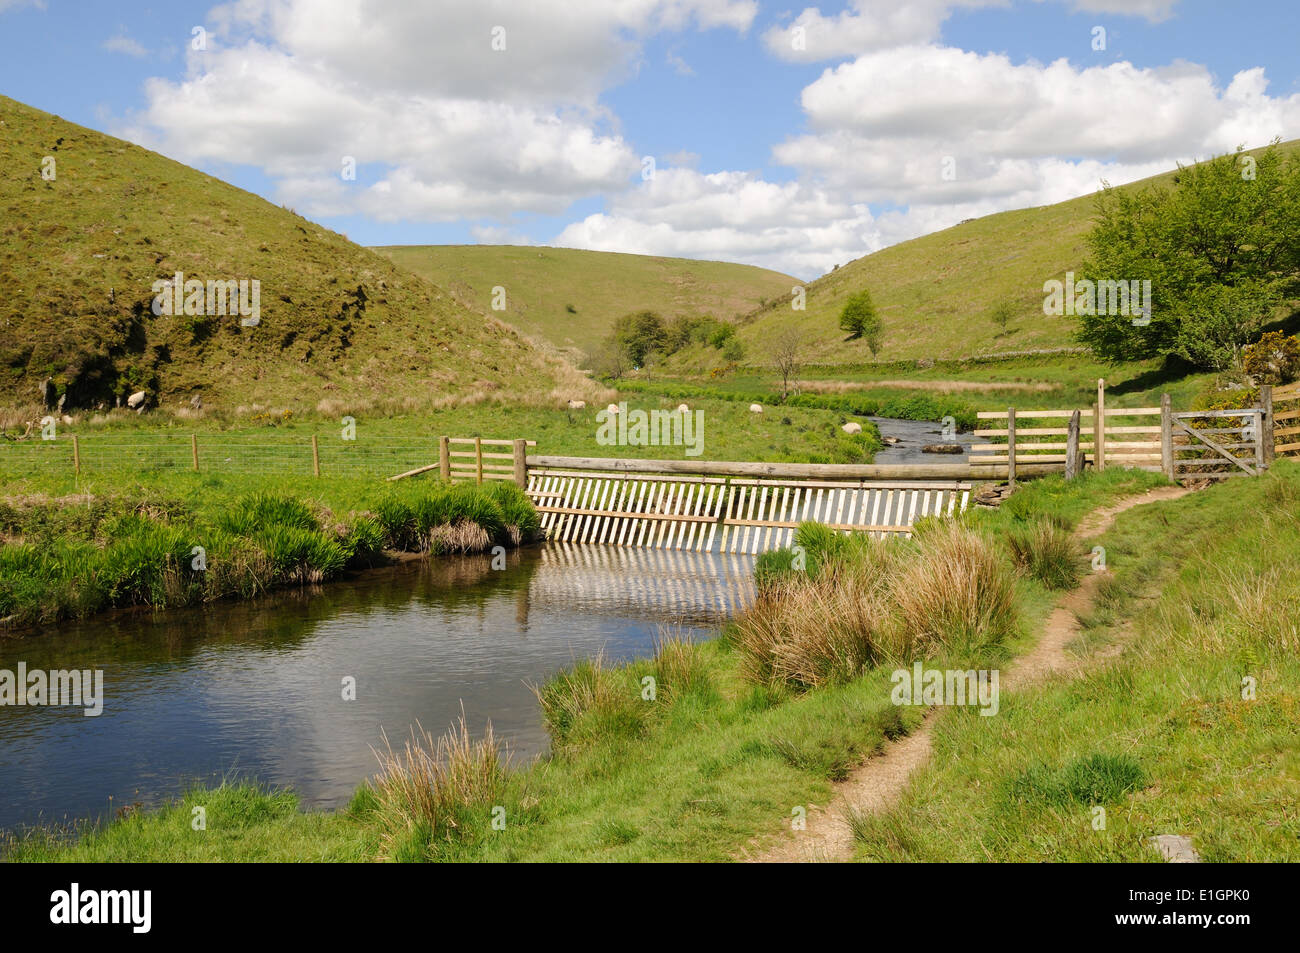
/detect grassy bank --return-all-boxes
[848,459,1300,862]
[0,473,537,631]
[6,467,1177,862]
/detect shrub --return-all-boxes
[1006,519,1082,590]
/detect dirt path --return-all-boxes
[744,484,1192,863]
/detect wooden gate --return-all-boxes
[525,468,970,554]
[1169,409,1265,479]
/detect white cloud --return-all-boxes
[555,47,1300,279]
[763,0,1181,64]
[122,0,756,221]
[104,29,148,58]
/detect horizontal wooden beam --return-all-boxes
[526,454,1059,480]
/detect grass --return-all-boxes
[4,465,1185,863]
[374,244,797,359]
[0,473,538,630]
[846,459,1300,862]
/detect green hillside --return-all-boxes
[725,139,1300,367]
[0,96,602,418]
[374,244,798,355]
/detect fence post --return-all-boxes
[1095,378,1106,472]
[512,438,527,488]
[1160,393,1174,479]
[1261,384,1275,466]
[1006,406,1016,486]
[72,435,80,476]
[311,435,321,477]
[439,436,451,481]
[191,433,199,472]
[1065,410,1080,480]
[475,437,484,485]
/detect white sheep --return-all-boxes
[748,403,763,414]
[676,403,689,414]
[607,403,620,415]
[567,399,586,410]
[842,421,862,434]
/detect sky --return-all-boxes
[2,0,1299,281]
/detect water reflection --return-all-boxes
[0,544,754,832]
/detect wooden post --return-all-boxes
[1095,378,1106,472]
[1065,410,1080,480]
[512,438,527,488]
[1254,410,1265,472]
[1160,393,1174,479]
[1006,406,1016,486]
[439,436,451,481]
[475,437,484,485]
[1260,384,1275,466]
[311,434,320,477]
[72,435,80,476]
[191,433,199,472]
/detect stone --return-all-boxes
[922,443,964,454]
[1148,834,1202,863]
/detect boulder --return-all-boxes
[882,435,901,445]
[922,443,963,454]
[841,421,862,434]
[748,403,763,414]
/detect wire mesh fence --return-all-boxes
[0,433,443,480]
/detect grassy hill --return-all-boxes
[374,244,798,356]
[0,96,603,420]
[722,139,1300,368]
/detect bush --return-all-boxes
[1243,330,1300,385]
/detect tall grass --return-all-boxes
[1005,518,1082,589]
[368,711,509,861]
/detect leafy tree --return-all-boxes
[989,300,1015,335]
[613,310,667,367]
[839,290,882,355]
[1076,143,1300,369]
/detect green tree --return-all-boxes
[839,290,882,355]
[1076,143,1300,369]
[989,300,1015,336]
[612,310,667,367]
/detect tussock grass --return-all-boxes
[1005,518,1082,590]
[369,712,509,861]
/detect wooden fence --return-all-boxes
[1267,381,1300,458]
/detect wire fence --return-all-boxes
[0,434,445,480]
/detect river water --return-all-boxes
[0,544,756,833]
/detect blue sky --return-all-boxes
[2,0,1298,279]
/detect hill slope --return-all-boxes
[0,96,600,416]
[374,244,798,356]
[725,139,1300,366]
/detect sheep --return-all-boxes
[676,403,689,414]
[748,403,763,414]
[842,421,862,434]
[567,399,586,410]
[607,403,620,415]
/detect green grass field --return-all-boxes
[9,466,1215,863]
[374,244,797,357]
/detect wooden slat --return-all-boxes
[448,438,536,446]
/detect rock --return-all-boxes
[749,403,763,414]
[676,403,690,414]
[841,422,862,434]
[606,403,620,415]
[882,435,901,445]
[566,399,586,410]
[915,358,935,369]
[922,443,964,454]
[127,391,147,410]
[39,378,55,410]
[1148,834,1202,863]
[974,483,1015,507]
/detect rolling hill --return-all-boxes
[719,139,1300,368]
[373,244,798,356]
[0,95,603,418]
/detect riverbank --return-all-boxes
[0,473,539,632]
[9,465,1236,863]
